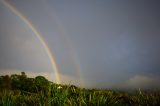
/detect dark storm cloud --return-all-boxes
[0,0,160,89]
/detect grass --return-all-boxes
[0,73,160,106]
[0,84,160,106]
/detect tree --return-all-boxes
[20,72,27,80]
[22,78,36,92]
[11,74,21,90]
[35,76,49,92]
[0,76,3,88]
[3,75,11,89]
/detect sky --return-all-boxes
[0,0,160,89]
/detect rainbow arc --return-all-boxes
[0,0,61,84]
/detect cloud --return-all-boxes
[119,75,160,89]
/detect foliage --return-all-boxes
[0,72,160,106]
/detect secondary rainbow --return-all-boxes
[1,0,61,84]
[42,1,84,86]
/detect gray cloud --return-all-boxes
[0,0,160,89]
[119,75,160,89]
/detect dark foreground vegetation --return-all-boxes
[0,72,160,106]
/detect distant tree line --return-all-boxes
[0,72,50,93]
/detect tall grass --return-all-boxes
[0,85,160,106]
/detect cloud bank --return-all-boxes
[117,75,160,89]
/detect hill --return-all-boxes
[0,72,160,106]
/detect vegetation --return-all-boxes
[0,72,160,106]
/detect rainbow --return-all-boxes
[43,4,85,87]
[41,1,84,86]
[0,0,61,84]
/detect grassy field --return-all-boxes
[0,73,160,106]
